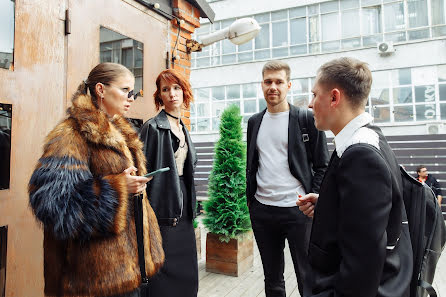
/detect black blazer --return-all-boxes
[309,126,413,297]
[140,110,198,226]
[246,104,329,205]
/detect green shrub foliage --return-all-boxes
[203,104,251,242]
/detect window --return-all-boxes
[0,103,11,190]
[100,27,144,93]
[0,0,15,70]
[0,226,6,297]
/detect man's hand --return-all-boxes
[296,193,319,218]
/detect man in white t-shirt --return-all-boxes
[246,60,329,297]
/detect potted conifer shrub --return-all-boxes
[203,104,253,277]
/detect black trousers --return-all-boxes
[250,198,312,297]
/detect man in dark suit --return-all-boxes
[246,60,329,297]
[298,57,413,297]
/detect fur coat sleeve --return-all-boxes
[28,118,129,241]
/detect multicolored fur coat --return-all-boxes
[28,94,164,297]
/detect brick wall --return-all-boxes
[171,0,201,129]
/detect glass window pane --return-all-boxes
[341,38,361,49]
[259,99,267,110]
[197,118,210,132]
[362,0,382,6]
[100,27,143,85]
[272,10,287,21]
[432,0,445,25]
[212,87,225,100]
[308,4,319,15]
[272,21,288,47]
[244,100,257,113]
[415,85,436,103]
[227,85,240,99]
[394,105,414,122]
[212,117,220,131]
[190,119,196,132]
[372,71,390,88]
[362,6,382,35]
[408,28,430,40]
[255,24,270,49]
[255,49,271,60]
[321,1,338,13]
[290,7,306,18]
[439,65,446,82]
[384,2,405,32]
[372,106,391,123]
[195,23,210,35]
[196,103,210,117]
[197,88,211,101]
[239,40,252,52]
[341,0,359,9]
[222,39,236,54]
[292,78,309,93]
[272,47,288,58]
[309,16,320,42]
[290,45,307,55]
[291,18,307,45]
[196,57,210,67]
[309,43,321,53]
[385,32,406,42]
[227,100,240,109]
[440,84,446,101]
[238,52,253,62]
[393,87,413,104]
[322,13,340,41]
[0,1,14,69]
[408,0,428,28]
[293,95,309,107]
[222,54,236,64]
[416,104,437,121]
[370,89,390,104]
[0,103,12,189]
[243,84,257,98]
[433,25,446,37]
[362,34,383,46]
[342,10,360,38]
[255,13,270,23]
[441,103,446,119]
[322,41,340,51]
[392,68,412,85]
[212,102,225,117]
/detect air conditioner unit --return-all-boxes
[377,41,395,55]
[426,123,443,134]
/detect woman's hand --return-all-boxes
[296,193,319,218]
[123,167,152,194]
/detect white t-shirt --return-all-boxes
[254,110,306,207]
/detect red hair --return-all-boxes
[153,69,194,110]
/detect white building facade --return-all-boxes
[189,0,446,142]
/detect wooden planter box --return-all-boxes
[195,226,201,260]
[206,231,253,277]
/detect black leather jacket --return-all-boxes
[140,110,197,226]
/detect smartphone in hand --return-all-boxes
[143,167,170,178]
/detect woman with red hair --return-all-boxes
[140,69,198,297]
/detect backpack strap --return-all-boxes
[134,194,150,289]
[298,108,312,162]
[418,279,437,297]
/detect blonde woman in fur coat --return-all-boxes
[28,63,164,297]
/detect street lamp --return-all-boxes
[186,18,261,53]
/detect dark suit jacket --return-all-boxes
[309,125,413,297]
[246,104,329,205]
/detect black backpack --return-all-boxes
[400,167,446,297]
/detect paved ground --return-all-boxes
[197,225,446,297]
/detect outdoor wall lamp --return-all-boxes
[186,18,261,53]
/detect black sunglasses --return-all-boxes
[128,89,143,101]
